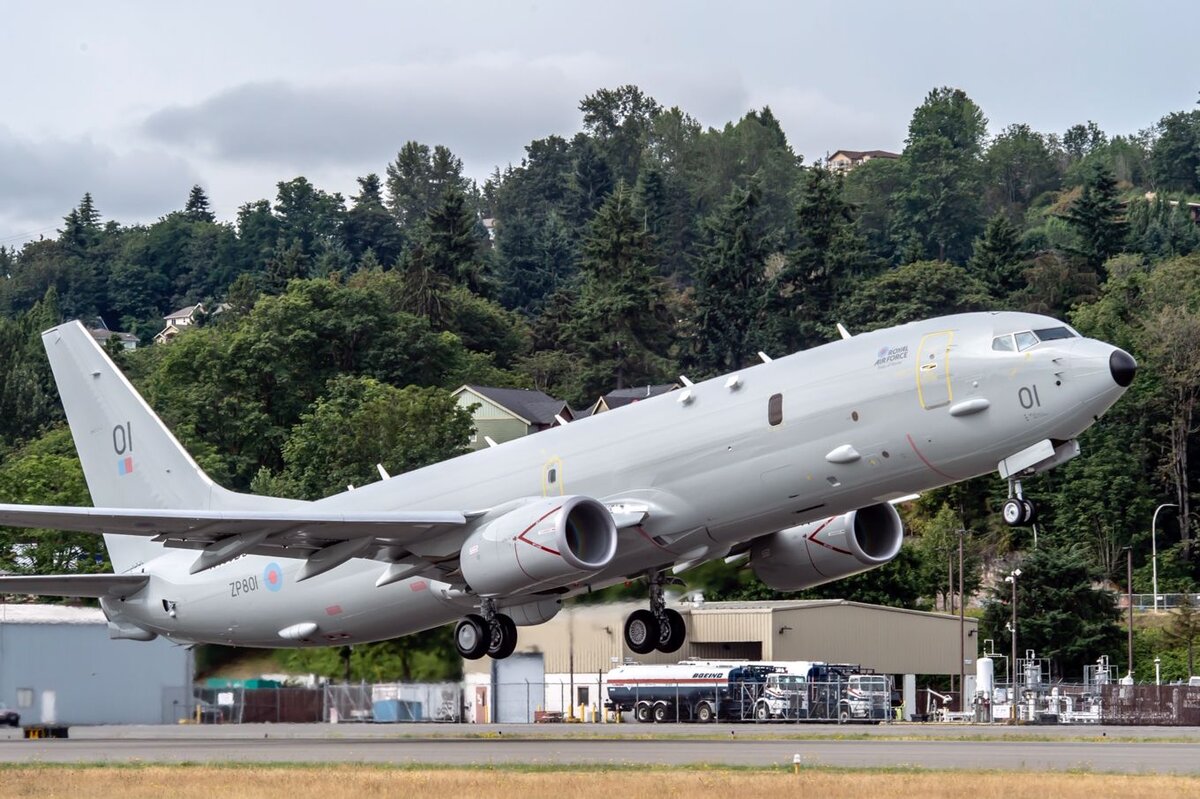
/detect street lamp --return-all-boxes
[1004,568,1021,724]
[957,529,968,714]
[1124,545,1134,678]
[1152,503,1178,613]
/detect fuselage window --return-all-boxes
[1033,326,1075,341]
[1014,331,1039,351]
[768,393,783,426]
[991,335,1016,352]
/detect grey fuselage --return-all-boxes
[101,311,1131,647]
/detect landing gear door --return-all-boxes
[916,331,954,410]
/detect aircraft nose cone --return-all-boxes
[1109,349,1137,388]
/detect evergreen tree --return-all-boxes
[343,173,404,266]
[424,188,485,294]
[568,135,614,229]
[569,183,673,397]
[691,182,768,375]
[980,544,1123,680]
[1064,160,1126,274]
[185,185,215,223]
[969,213,1025,297]
[891,88,988,263]
[769,166,876,351]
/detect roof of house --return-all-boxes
[164,303,202,321]
[829,149,901,161]
[87,328,138,343]
[598,384,678,410]
[458,385,569,426]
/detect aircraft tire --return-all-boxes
[1021,499,1037,525]
[624,609,660,655]
[1002,499,1024,527]
[488,613,519,660]
[455,614,490,660]
[656,608,687,653]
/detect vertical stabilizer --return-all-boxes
[41,321,294,571]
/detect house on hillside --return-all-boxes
[86,320,139,350]
[584,384,679,416]
[827,149,900,172]
[153,302,228,344]
[452,385,572,451]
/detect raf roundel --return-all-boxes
[263,562,284,592]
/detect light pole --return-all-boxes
[1005,568,1021,724]
[957,529,967,713]
[1152,503,1178,613]
[1125,546,1134,678]
[1155,656,1161,686]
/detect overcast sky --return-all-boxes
[1,0,1197,246]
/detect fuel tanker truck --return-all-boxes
[605,661,778,722]
[605,660,892,723]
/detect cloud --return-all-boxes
[0,126,200,236]
[141,52,755,177]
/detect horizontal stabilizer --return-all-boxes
[0,573,149,598]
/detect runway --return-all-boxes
[2,724,1199,773]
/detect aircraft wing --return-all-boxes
[0,573,149,598]
[0,504,471,561]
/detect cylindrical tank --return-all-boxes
[976,656,994,698]
[1024,660,1041,688]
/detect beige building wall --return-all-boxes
[464,600,977,676]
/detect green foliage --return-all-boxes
[266,376,473,500]
[891,87,988,263]
[274,626,461,682]
[969,213,1025,297]
[0,426,105,577]
[980,544,1124,680]
[689,182,769,375]
[1063,160,1127,274]
[837,260,992,331]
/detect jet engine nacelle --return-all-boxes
[750,502,904,591]
[459,495,618,597]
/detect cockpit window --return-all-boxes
[1033,327,1076,341]
[1014,331,1038,351]
[991,335,1016,352]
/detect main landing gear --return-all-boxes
[1001,478,1037,527]
[455,599,518,660]
[623,573,687,655]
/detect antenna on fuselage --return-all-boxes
[757,351,773,363]
[836,323,852,340]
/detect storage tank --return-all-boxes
[976,656,994,699]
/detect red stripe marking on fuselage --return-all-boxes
[906,433,956,480]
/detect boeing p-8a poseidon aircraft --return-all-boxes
[0,313,1135,660]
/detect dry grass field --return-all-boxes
[0,766,1196,799]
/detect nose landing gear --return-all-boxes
[623,572,687,655]
[455,599,518,660]
[1002,479,1037,527]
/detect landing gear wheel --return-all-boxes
[454,613,489,660]
[624,609,660,655]
[487,613,518,660]
[655,608,687,653]
[1002,498,1025,527]
[1021,499,1037,525]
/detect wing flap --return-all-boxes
[0,573,149,598]
[0,504,467,544]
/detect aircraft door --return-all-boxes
[916,331,954,410]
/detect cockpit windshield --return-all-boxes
[991,326,1078,352]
